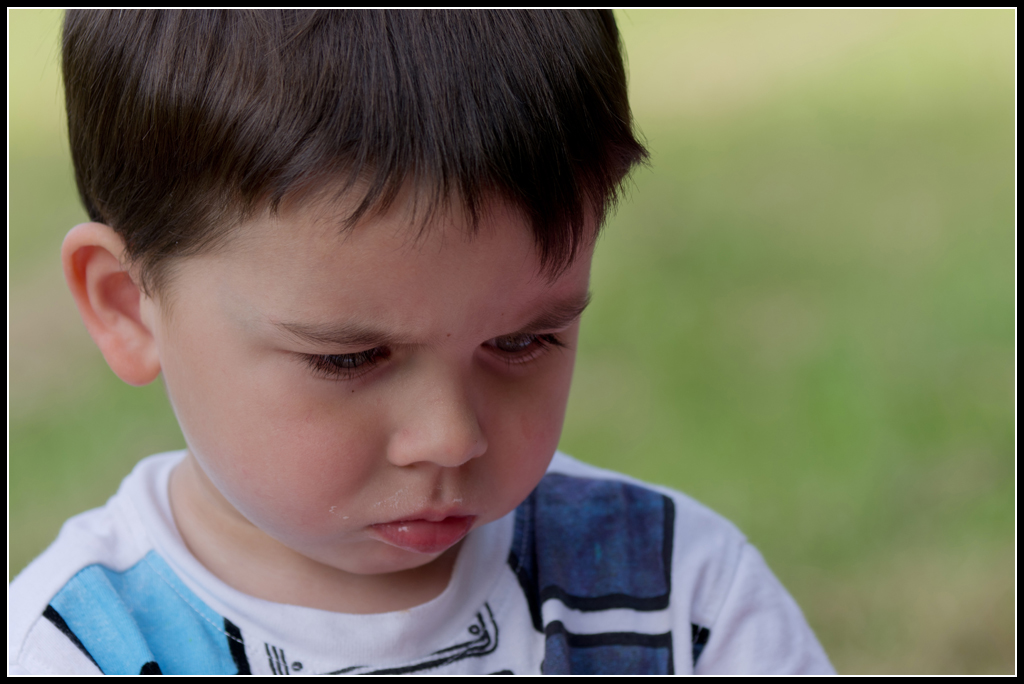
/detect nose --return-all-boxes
[386,368,488,469]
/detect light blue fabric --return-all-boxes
[49,551,240,675]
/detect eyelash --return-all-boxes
[303,334,565,380]
[487,333,566,366]
[304,347,391,381]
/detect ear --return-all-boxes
[61,222,161,386]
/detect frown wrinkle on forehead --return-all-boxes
[273,290,592,350]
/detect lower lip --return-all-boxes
[369,516,476,555]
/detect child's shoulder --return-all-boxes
[546,451,747,546]
[8,452,188,676]
[528,450,745,622]
[540,451,751,604]
[528,453,834,675]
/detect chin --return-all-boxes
[348,547,450,577]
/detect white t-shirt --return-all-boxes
[8,451,833,675]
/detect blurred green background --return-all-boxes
[8,9,1014,674]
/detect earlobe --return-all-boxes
[61,222,162,386]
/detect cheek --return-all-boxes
[162,341,387,525]
[518,351,576,443]
[482,353,576,492]
[514,391,566,453]
[227,390,382,482]
[211,404,385,534]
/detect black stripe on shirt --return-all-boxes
[139,660,163,674]
[545,621,675,675]
[691,623,711,666]
[538,585,670,612]
[662,495,675,596]
[265,643,279,675]
[43,604,103,673]
[543,620,673,650]
[224,618,251,674]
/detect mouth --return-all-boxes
[368,515,476,555]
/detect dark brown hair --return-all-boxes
[63,10,647,293]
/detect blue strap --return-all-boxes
[508,472,689,674]
[48,551,245,675]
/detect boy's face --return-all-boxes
[146,193,591,583]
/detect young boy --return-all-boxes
[9,10,833,675]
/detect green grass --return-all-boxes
[8,9,1015,674]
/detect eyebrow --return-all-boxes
[274,290,592,349]
[274,321,406,349]
[518,289,592,333]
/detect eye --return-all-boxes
[304,347,390,380]
[491,333,541,353]
[486,333,565,364]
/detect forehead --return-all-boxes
[176,194,593,342]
